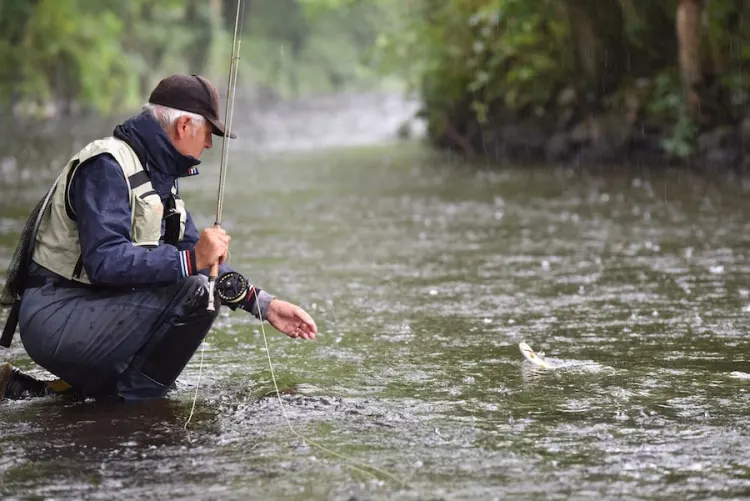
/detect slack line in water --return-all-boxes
[184,0,411,489]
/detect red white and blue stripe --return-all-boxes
[179,249,196,277]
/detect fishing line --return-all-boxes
[184,0,412,489]
[186,0,245,431]
[184,336,205,430]
[255,306,412,488]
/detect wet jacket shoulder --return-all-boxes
[67,112,274,317]
[68,153,193,286]
[67,112,200,286]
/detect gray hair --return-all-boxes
[143,103,205,132]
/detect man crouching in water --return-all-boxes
[0,74,317,401]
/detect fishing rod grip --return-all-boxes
[206,223,222,312]
[207,262,219,312]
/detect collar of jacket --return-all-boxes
[113,111,201,199]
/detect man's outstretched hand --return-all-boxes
[265,299,318,340]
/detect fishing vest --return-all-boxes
[32,137,187,284]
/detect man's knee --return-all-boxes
[119,307,217,400]
[116,275,221,400]
[183,274,209,288]
[177,274,220,316]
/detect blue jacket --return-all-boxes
[66,111,268,316]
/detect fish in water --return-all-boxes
[518,341,553,369]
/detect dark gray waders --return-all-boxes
[17,268,220,401]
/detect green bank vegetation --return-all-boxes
[375,0,750,164]
[0,0,394,117]
[2,0,748,165]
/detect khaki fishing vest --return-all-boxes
[32,137,187,284]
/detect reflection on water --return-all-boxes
[3,102,750,500]
[2,398,221,498]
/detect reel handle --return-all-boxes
[207,262,219,312]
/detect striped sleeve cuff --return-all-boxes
[179,249,198,277]
[240,287,275,320]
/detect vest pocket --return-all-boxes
[132,193,164,246]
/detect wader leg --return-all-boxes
[116,276,221,401]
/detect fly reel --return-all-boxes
[216,271,249,305]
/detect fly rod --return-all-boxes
[195,4,414,486]
[207,0,244,311]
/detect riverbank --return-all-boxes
[437,117,750,171]
[430,84,748,172]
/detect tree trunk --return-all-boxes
[565,0,625,98]
[676,0,703,121]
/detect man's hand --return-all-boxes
[266,299,318,340]
[195,227,231,271]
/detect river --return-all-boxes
[2,93,750,500]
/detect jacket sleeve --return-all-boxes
[70,154,198,286]
[176,200,275,319]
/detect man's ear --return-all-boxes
[175,116,192,139]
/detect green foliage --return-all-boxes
[0,0,396,114]
[1,0,130,113]
[375,0,572,128]
[662,111,698,159]
[5,0,750,166]
[645,72,683,120]
[372,0,750,160]
[703,0,750,112]
[0,0,222,116]
[466,1,570,116]
[243,0,396,98]
[645,72,697,159]
[298,0,359,17]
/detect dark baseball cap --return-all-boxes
[148,74,237,138]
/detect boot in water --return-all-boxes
[0,362,66,400]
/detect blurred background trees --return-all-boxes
[1,0,749,164]
[0,0,399,117]
[375,0,750,162]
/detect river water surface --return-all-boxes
[2,100,750,500]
